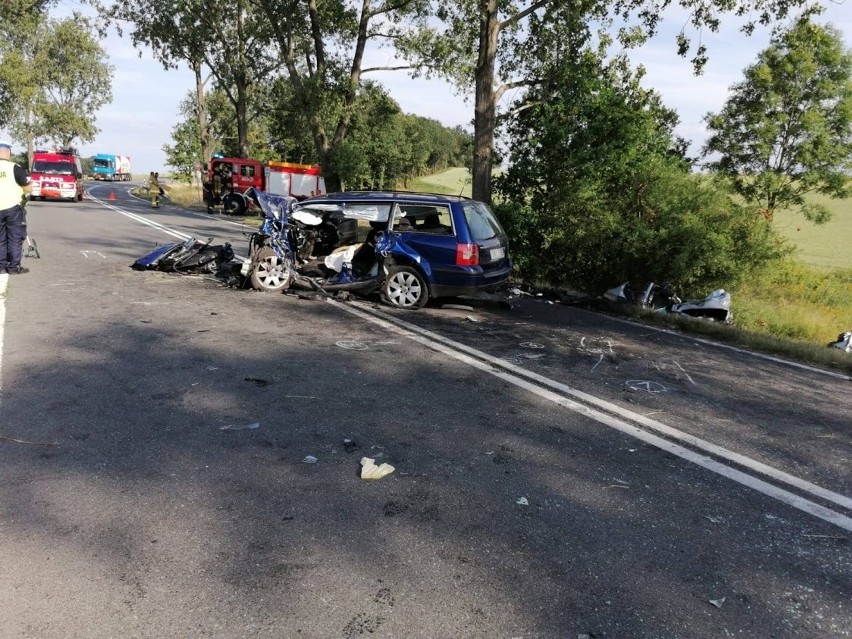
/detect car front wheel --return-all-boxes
[382,266,429,309]
[250,248,291,291]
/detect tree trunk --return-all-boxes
[193,61,211,166]
[236,74,249,158]
[236,0,249,158]
[318,147,342,193]
[472,0,500,204]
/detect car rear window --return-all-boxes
[462,202,505,241]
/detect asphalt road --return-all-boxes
[1,182,850,639]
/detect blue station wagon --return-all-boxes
[252,191,513,309]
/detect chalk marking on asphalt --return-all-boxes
[625,380,668,394]
[597,310,851,382]
[332,300,852,531]
[591,353,604,373]
[673,360,696,385]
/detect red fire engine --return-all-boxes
[29,148,84,202]
[204,157,325,215]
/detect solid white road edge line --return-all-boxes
[332,300,852,532]
[347,301,852,511]
[86,192,250,263]
[0,273,6,405]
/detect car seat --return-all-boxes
[420,213,441,230]
[395,217,413,232]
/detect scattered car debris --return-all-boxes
[219,422,260,431]
[303,455,318,464]
[709,597,726,608]
[604,281,734,324]
[343,438,359,453]
[829,331,851,352]
[516,497,529,506]
[360,456,395,479]
[132,236,235,275]
[442,303,475,311]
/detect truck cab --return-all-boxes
[92,154,132,181]
[29,148,84,202]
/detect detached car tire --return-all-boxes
[382,266,429,309]
[250,248,291,292]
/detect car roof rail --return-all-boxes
[318,190,472,202]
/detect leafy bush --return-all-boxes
[496,156,789,296]
[494,53,790,296]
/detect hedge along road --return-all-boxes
[0,188,850,638]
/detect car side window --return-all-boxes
[394,205,454,235]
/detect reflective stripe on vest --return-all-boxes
[0,159,23,209]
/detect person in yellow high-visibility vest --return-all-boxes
[0,141,32,275]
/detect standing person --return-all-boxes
[0,141,32,275]
[149,171,161,208]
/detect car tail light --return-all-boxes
[456,243,479,266]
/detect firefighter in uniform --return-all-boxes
[149,171,161,208]
[0,141,32,275]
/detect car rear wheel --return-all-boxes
[382,266,429,309]
[250,247,291,292]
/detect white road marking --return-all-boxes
[86,192,251,263]
[333,300,852,532]
[0,273,6,405]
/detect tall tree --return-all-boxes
[493,50,784,293]
[250,0,430,192]
[399,0,820,203]
[98,0,280,161]
[703,18,852,223]
[0,14,112,155]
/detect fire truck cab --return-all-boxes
[30,148,84,202]
[204,157,325,215]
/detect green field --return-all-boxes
[772,194,852,270]
[409,168,473,197]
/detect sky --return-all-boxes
[6,0,851,173]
